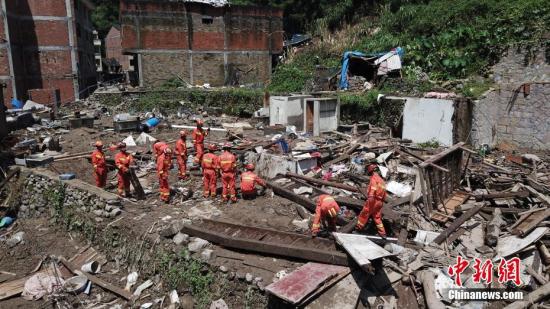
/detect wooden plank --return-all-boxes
[303,273,359,309]
[420,142,465,168]
[433,203,485,245]
[430,191,470,223]
[265,262,349,304]
[474,190,530,201]
[0,276,29,300]
[59,258,133,301]
[129,167,145,200]
[503,282,550,309]
[0,168,20,191]
[332,233,394,269]
[286,173,359,192]
[512,208,550,236]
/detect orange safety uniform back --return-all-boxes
[153,142,168,157]
[201,153,219,170]
[91,150,106,170]
[192,128,207,144]
[312,195,340,233]
[367,173,386,201]
[219,151,236,173]
[240,171,265,193]
[114,151,133,173]
[157,153,171,177]
[175,139,187,157]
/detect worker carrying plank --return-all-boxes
[192,119,210,165]
[175,130,188,180]
[114,142,134,197]
[312,195,341,237]
[356,163,387,238]
[219,143,237,203]
[157,147,172,203]
[91,140,107,188]
[201,144,219,198]
[240,164,266,199]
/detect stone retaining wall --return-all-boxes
[18,168,122,219]
[471,48,550,150]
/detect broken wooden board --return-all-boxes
[0,276,29,300]
[265,263,349,304]
[304,273,360,309]
[433,202,485,245]
[430,191,469,223]
[497,227,548,258]
[332,233,394,268]
[512,208,550,237]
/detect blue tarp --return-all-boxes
[338,47,405,90]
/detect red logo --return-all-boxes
[448,256,522,286]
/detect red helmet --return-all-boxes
[196,119,204,126]
[208,144,217,151]
[179,130,187,136]
[118,142,127,149]
[245,164,255,170]
[367,164,377,174]
[94,140,103,148]
[310,152,321,158]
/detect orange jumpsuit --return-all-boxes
[312,195,340,235]
[201,152,219,197]
[219,151,237,202]
[153,142,168,157]
[240,171,266,197]
[114,151,133,197]
[91,149,107,188]
[192,128,208,164]
[157,152,172,202]
[175,139,187,179]
[357,172,387,236]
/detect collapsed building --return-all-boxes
[0,0,97,106]
[120,0,284,87]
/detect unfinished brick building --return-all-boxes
[120,0,284,87]
[0,0,97,106]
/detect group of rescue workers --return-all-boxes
[91,119,387,239]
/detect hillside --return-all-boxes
[261,0,549,98]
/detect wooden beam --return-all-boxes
[474,190,529,201]
[419,142,465,168]
[512,208,550,237]
[59,258,133,301]
[399,147,450,173]
[286,172,359,192]
[0,168,20,191]
[503,282,550,309]
[129,167,145,200]
[433,203,485,245]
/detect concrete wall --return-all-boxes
[0,0,96,105]
[402,98,455,146]
[120,0,283,87]
[471,48,550,150]
[269,95,310,130]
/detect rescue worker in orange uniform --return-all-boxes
[153,141,168,158]
[175,131,188,180]
[240,164,266,200]
[157,147,172,203]
[192,119,209,165]
[114,142,134,197]
[201,144,219,198]
[356,164,387,238]
[311,195,341,237]
[219,143,237,202]
[91,140,107,188]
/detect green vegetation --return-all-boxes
[418,139,441,149]
[265,0,549,95]
[90,0,119,36]
[134,88,264,116]
[156,250,214,308]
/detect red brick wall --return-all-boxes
[28,88,60,106]
[7,0,67,17]
[18,20,69,46]
[121,1,283,52]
